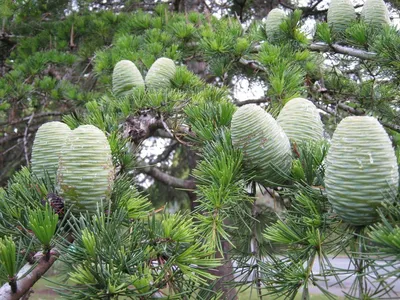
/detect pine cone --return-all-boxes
[42,193,65,217]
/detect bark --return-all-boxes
[124,111,166,144]
[210,240,238,300]
[0,250,59,300]
[309,42,376,60]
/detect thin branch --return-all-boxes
[0,112,64,127]
[23,113,35,167]
[0,125,42,146]
[149,141,179,165]
[239,58,267,72]
[314,100,400,132]
[234,97,270,106]
[137,163,196,190]
[0,250,59,300]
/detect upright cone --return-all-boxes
[277,98,324,143]
[231,104,292,186]
[145,57,176,90]
[265,8,286,40]
[361,0,391,29]
[31,121,71,181]
[325,116,398,226]
[327,0,356,34]
[58,125,114,215]
[112,60,145,97]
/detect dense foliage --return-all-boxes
[0,0,400,299]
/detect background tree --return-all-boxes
[0,0,399,299]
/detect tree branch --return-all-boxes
[149,141,179,165]
[23,113,35,167]
[137,163,196,190]
[239,58,267,72]
[314,100,400,132]
[0,250,59,300]
[309,42,377,60]
[233,97,271,106]
[0,112,64,127]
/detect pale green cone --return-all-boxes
[231,104,292,186]
[265,8,286,40]
[327,0,356,34]
[277,98,324,143]
[325,116,399,226]
[58,125,114,215]
[145,57,176,90]
[361,0,391,29]
[112,60,144,97]
[31,121,71,181]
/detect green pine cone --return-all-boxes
[145,57,176,90]
[31,121,72,181]
[265,8,286,40]
[112,60,144,97]
[58,125,114,215]
[277,98,324,143]
[361,0,391,29]
[325,116,399,226]
[231,104,292,186]
[327,0,356,34]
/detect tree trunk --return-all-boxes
[210,236,238,299]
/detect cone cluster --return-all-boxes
[231,99,399,226]
[112,57,176,97]
[327,0,391,34]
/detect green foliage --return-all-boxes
[194,129,251,252]
[0,236,17,279]
[291,140,329,186]
[28,205,59,249]
[257,43,307,104]
[54,209,219,298]
[315,23,333,44]
[185,101,236,144]
[110,176,152,219]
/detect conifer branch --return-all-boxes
[0,250,59,300]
